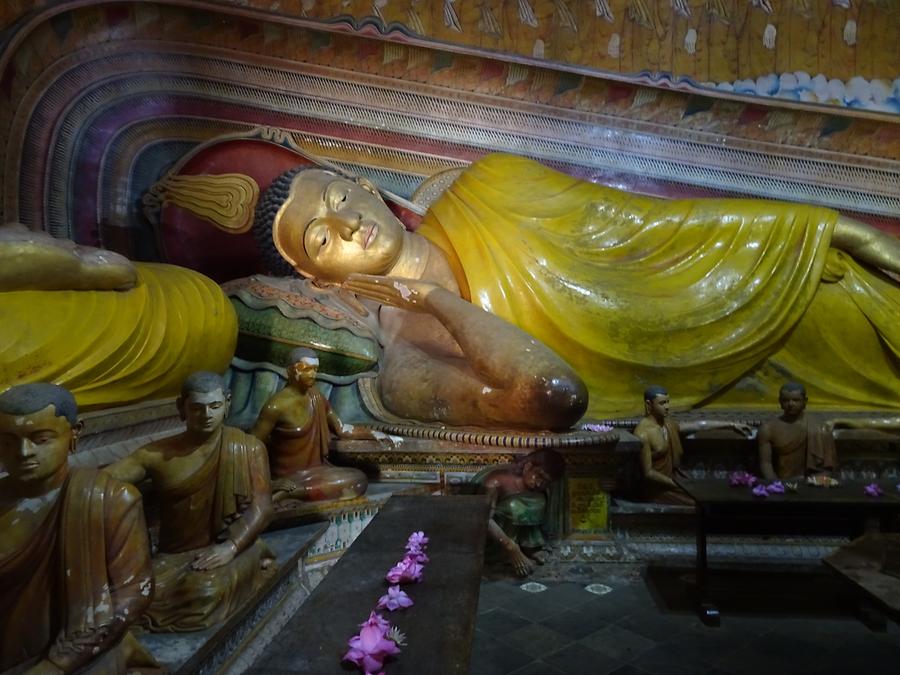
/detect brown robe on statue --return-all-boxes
[268,388,367,501]
[637,418,694,506]
[144,427,275,632]
[0,469,153,674]
[771,417,838,479]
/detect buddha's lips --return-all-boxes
[364,224,378,249]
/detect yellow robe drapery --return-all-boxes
[0,262,237,409]
[418,154,900,417]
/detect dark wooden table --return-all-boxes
[676,477,900,625]
[824,533,900,620]
[248,495,490,674]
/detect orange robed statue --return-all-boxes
[252,348,369,503]
[0,383,155,674]
[105,372,275,632]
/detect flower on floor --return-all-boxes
[752,484,768,498]
[766,481,785,495]
[728,471,758,487]
[386,555,425,584]
[377,585,414,612]
[864,483,884,498]
[343,612,401,674]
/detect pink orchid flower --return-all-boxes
[359,611,390,634]
[864,483,884,498]
[728,471,758,487]
[406,531,429,549]
[751,484,768,498]
[404,544,429,564]
[377,585,414,612]
[343,613,401,674]
[766,481,785,494]
[386,555,424,584]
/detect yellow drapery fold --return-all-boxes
[0,262,237,409]
[419,153,900,417]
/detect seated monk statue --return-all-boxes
[472,449,565,577]
[0,383,156,674]
[759,382,836,481]
[251,347,369,503]
[252,153,900,426]
[0,223,236,410]
[105,372,275,632]
[634,386,753,504]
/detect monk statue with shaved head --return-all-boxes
[105,371,274,632]
[0,383,155,674]
[251,348,369,503]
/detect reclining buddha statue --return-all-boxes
[252,153,900,428]
[0,223,237,409]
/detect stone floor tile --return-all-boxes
[507,661,568,675]
[608,666,654,675]
[478,580,526,612]
[539,604,619,641]
[500,622,574,659]
[615,608,694,642]
[579,624,657,662]
[504,588,580,622]
[629,641,718,675]
[476,608,533,638]
[542,642,625,675]
[468,639,534,675]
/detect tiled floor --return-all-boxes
[469,564,900,675]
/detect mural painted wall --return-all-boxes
[2,1,897,115]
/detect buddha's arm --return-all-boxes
[828,416,900,432]
[758,424,778,482]
[46,484,152,674]
[345,275,587,430]
[679,420,753,437]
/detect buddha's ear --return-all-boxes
[355,177,380,197]
[175,395,186,421]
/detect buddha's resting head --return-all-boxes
[643,385,670,419]
[256,167,405,283]
[178,371,230,435]
[0,383,79,484]
[778,381,807,418]
[287,347,319,390]
[518,448,565,492]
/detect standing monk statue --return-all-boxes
[251,348,369,503]
[0,383,155,674]
[105,372,275,632]
[758,382,837,481]
[253,153,900,426]
[634,386,753,504]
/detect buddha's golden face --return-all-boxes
[273,170,405,283]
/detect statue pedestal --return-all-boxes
[333,430,641,538]
[136,521,327,674]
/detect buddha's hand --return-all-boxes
[191,541,237,571]
[343,274,439,313]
